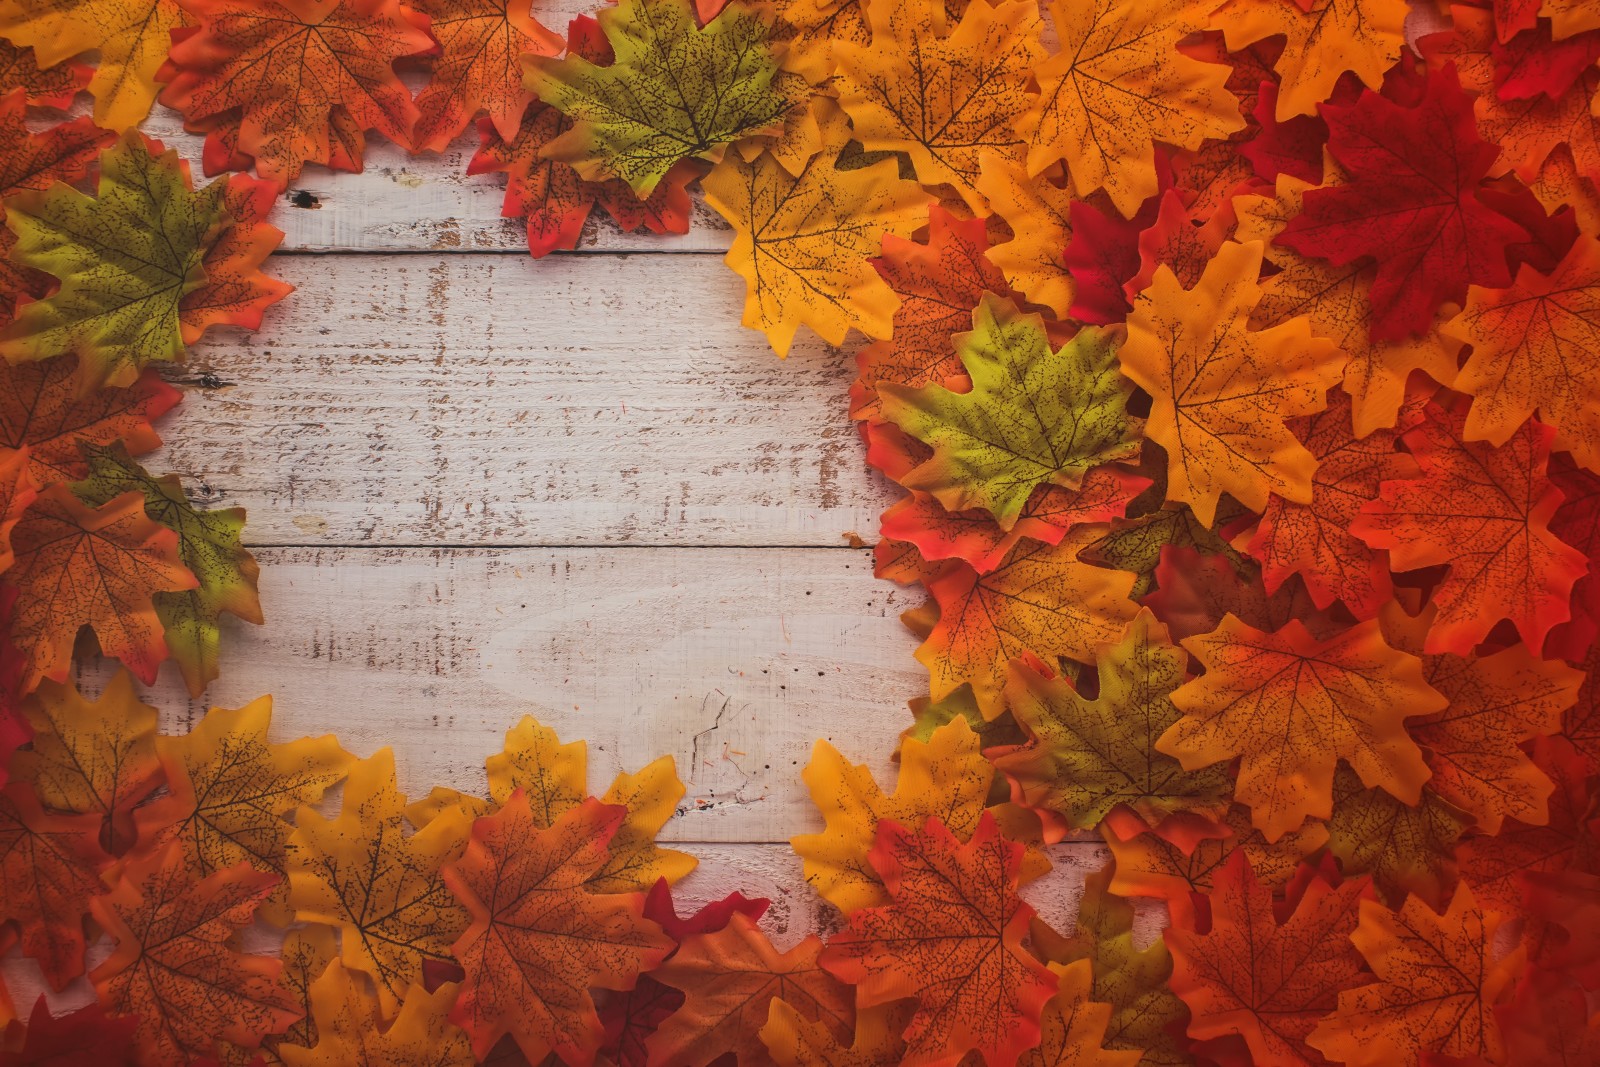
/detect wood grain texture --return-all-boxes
[163,253,896,547]
[114,545,921,843]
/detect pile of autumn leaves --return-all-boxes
[3,0,1600,1061]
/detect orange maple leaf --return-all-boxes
[443,791,673,1063]
[1157,615,1441,841]
[0,783,111,991]
[1213,0,1407,119]
[2,483,196,691]
[90,843,302,1064]
[1120,240,1346,527]
[648,912,854,1066]
[158,0,434,186]
[409,0,560,150]
[821,812,1058,1067]
[1307,884,1523,1067]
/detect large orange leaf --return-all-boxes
[2,483,196,691]
[1157,615,1441,841]
[90,843,301,1065]
[1166,853,1367,1067]
[288,748,471,1018]
[916,529,1139,718]
[822,813,1057,1066]
[0,355,179,489]
[1307,884,1522,1067]
[702,144,928,356]
[990,609,1233,835]
[648,912,854,1066]
[442,791,673,1063]
[1351,399,1588,654]
[1024,0,1242,215]
[1447,232,1600,467]
[0,782,110,990]
[1233,176,1461,438]
[158,0,434,187]
[1120,240,1346,527]
[12,670,162,855]
[832,0,1040,212]
[131,696,353,924]
[409,0,559,150]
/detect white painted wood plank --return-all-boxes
[98,545,920,844]
[160,253,896,547]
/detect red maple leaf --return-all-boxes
[1,996,140,1065]
[821,813,1057,1066]
[1352,399,1587,655]
[1277,66,1529,341]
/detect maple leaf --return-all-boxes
[1307,884,1522,1067]
[1325,765,1469,911]
[2,483,196,690]
[0,783,111,990]
[0,355,179,489]
[1351,400,1587,654]
[1123,188,1236,302]
[1048,865,1191,1067]
[90,843,301,1064]
[288,748,471,1018]
[73,444,261,697]
[702,144,928,356]
[1141,541,1330,648]
[917,529,1139,718]
[821,813,1057,1067]
[1016,960,1141,1067]
[1482,969,1600,1067]
[881,300,1140,531]
[976,153,1075,318]
[1447,233,1600,466]
[279,960,474,1067]
[881,467,1150,577]
[443,791,673,1063]
[131,696,353,925]
[12,670,161,855]
[832,0,1040,212]
[526,0,795,196]
[648,912,853,1066]
[1276,68,1530,342]
[1024,0,1242,215]
[850,204,1012,419]
[792,716,994,913]
[0,131,289,390]
[1243,391,1415,617]
[0,40,91,107]
[1213,0,1407,119]
[1080,495,1252,601]
[409,0,560,150]
[991,609,1232,835]
[1120,239,1346,527]
[1104,804,1330,930]
[158,0,433,187]
[257,924,337,1064]
[760,1000,914,1067]
[1234,176,1462,437]
[1,997,141,1064]
[1158,615,1441,841]
[1166,853,1367,1067]
[0,0,186,129]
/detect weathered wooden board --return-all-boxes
[161,253,896,547]
[112,545,924,844]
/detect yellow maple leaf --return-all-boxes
[702,145,929,356]
[1212,0,1407,119]
[833,0,1042,212]
[975,152,1076,319]
[1023,0,1242,215]
[279,959,475,1067]
[1120,240,1346,526]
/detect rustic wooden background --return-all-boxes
[16,23,1129,1012]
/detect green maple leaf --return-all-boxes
[880,295,1142,531]
[73,442,261,696]
[993,608,1233,832]
[525,0,797,196]
[0,130,227,388]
